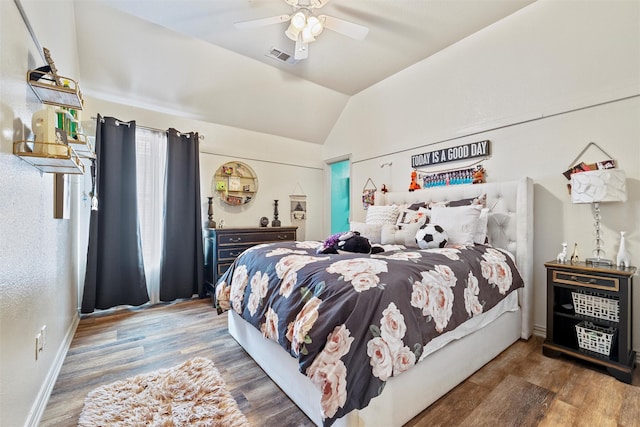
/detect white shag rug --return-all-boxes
[78,357,251,427]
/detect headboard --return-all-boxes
[378,177,534,339]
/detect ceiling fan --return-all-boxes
[235,0,369,61]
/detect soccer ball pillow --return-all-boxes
[415,223,448,249]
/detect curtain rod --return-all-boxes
[91,116,204,140]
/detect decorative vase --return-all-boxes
[272,199,281,227]
[616,231,631,268]
[207,197,216,229]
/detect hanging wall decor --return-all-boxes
[212,160,258,206]
[290,182,307,240]
[362,178,377,209]
[418,165,485,188]
[411,140,490,168]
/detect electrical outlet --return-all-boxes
[35,332,42,360]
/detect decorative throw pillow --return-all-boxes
[447,194,487,208]
[429,204,482,246]
[395,207,429,229]
[407,201,427,210]
[427,201,448,209]
[381,223,424,247]
[350,221,384,244]
[365,205,400,225]
[474,208,490,244]
[415,223,449,249]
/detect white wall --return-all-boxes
[324,0,640,346]
[0,1,81,426]
[82,97,326,241]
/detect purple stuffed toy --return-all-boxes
[317,232,347,254]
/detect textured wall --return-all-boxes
[0,2,80,426]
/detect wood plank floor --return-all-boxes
[41,298,640,427]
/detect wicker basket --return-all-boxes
[571,291,619,322]
[575,321,616,356]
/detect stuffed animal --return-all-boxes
[472,167,486,184]
[409,170,421,191]
[317,232,346,253]
[317,231,384,255]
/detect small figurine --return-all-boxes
[408,170,421,191]
[570,243,579,264]
[556,242,568,263]
[472,166,486,184]
[381,184,388,194]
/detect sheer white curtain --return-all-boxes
[135,128,167,304]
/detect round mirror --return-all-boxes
[212,161,258,206]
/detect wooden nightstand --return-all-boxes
[203,227,297,302]
[543,260,636,383]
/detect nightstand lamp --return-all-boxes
[571,169,627,265]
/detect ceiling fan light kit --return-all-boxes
[285,9,323,44]
[235,0,368,61]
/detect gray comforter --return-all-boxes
[214,241,523,426]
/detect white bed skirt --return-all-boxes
[228,297,522,427]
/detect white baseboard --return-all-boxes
[532,324,546,338]
[25,312,80,427]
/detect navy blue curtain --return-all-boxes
[81,116,149,313]
[159,129,204,301]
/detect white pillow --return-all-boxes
[429,205,482,246]
[474,208,490,244]
[381,222,424,247]
[350,221,383,244]
[365,205,400,225]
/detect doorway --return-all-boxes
[330,159,350,234]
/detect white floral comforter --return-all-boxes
[215,241,523,426]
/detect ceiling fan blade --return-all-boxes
[234,14,291,30]
[294,35,309,60]
[318,15,369,40]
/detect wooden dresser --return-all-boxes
[204,226,297,300]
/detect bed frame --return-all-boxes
[228,177,534,426]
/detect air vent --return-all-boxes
[266,47,294,64]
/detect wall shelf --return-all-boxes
[13,141,85,174]
[68,134,95,159]
[27,69,83,110]
[212,161,258,206]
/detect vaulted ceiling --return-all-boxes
[72,0,535,144]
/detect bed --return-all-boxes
[216,177,533,427]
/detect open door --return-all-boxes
[330,159,350,234]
